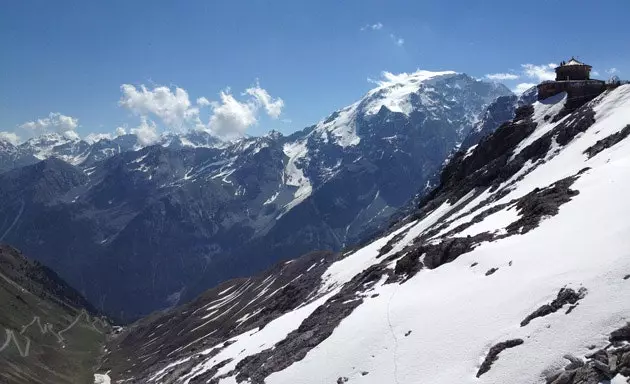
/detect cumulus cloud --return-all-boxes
[521,63,556,82]
[19,112,79,132]
[0,131,21,145]
[18,112,80,139]
[207,90,258,139]
[244,82,285,119]
[513,83,537,94]
[117,81,283,140]
[361,22,383,31]
[607,68,619,74]
[119,84,199,131]
[196,96,211,107]
[115,126,127,137]
[131,117,160,146]
[485,73,520,81]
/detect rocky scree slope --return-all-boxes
[0,71,510,320]
[103,85,630,384]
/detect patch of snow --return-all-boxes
[94,373,111,384]
[281,141,312,212]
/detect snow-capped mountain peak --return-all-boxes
[363,70,458,116]
[310,70,511,150]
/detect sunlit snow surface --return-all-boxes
[93,373,111,384]
[150,86,630,384]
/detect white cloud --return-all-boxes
[389,34,404,47]
[0,131,21,145]
[244,82,284,119]
[370,71,418,87]
[19,112,79,134]
[196,96,211,107]
[607,68,619,74]
[521,63,556,82]
[207,90,258,139]
[513,83,537,94]
[115,126,127,137]
[131,117,160,146]
[485,73,520,81]
[117,81,283,140]
[361,22,383,31]
[119,84,199,131]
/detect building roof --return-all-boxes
[558,57,591,68]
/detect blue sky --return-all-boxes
[1,0,628,143]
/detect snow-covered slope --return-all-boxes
[103,85,630,384]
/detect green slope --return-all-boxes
[0,244,109,384]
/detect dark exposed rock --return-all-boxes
[405,330,412,337]
[393,248,424,278]
[565,303,579,315]
[377,230,408,258]
[555,107,597,146]
[476,339,524,377]
[583,124,630,158]
[624,274,630,280]
[520,287,587,327]
[417,104,595,230]
[545,324,630,384]
[337,377,349,384]
[610,323,630,343]
[485,268,498,276]
[423,232,495,269]
[470,262,478,267]
[189,359,233,384]
[506,175,581,234]
[563,354,585,370]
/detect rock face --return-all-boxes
[0,245,108,384]
[520,287,587,327]
[476,339,525,377]
[460,85,538,150]
[97,86,630,383]
[0,71,510,320]
[546,323,630,384]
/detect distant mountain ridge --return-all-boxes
[0,70,512,320]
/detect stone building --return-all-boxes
[537,57,606,108]
[554,57,592,81]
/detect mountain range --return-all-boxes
[0,70,511,320]
[97,83,630,384]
